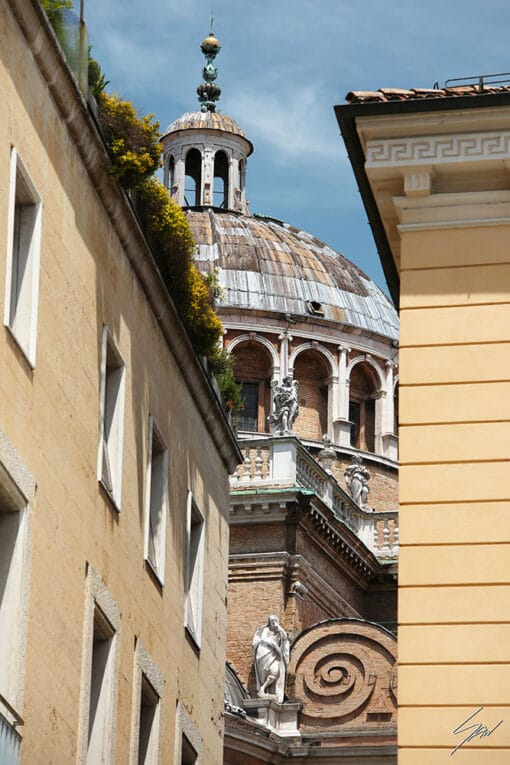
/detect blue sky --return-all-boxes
[84,0,510,293]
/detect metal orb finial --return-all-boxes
[197,19,221,113]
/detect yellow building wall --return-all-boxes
[398,223,510,762]
[0,0,233,762]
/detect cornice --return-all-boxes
[9,0,240,473]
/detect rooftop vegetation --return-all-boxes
[40,0,242,414]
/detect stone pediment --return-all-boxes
[287,619,397,731]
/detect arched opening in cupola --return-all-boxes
[213,150,229,209]
[184,148,202,206]
[348,362,378,453]
[231,341,272,433]
[293,350,329,441]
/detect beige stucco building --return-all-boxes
[336,82,510,762]
[0,0,241,762]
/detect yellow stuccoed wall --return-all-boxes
[398,223,510,763]
[0,0,236,762]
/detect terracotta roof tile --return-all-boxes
[345,84,510,104]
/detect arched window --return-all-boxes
[349,363,377,452]
[168,155,175,191]
[213,150,229,209]
[231,342,272,433]
[184,148,202,206]
[293,350,329,441]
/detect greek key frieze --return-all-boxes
[366,131,510,166]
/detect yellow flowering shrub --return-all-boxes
[97,94,242,411]
[98,93,161,188]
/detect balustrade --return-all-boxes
[230,437,398,559]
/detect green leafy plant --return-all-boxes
[88,49,109,98]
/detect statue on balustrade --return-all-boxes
[344,455,370,508]
[253,615,290,703]
[267,376,299,436]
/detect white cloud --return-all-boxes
[225,86,343,163]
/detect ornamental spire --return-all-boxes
[196,19,222,112]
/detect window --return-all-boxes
[184,493,205,646]
[0,472,27,711]
[175,703,202,765]
[4,148,42,366]
[181,735,198,765]
[130,641,164,765]
[137,675,160,765]
[184,148,202,207]
[235,382,258,431]
[144,417,168,582]
[213,150,229,209]
[98,327,126,508]
[78,567,120,764]
[87,606,117,764]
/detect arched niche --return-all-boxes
[184,148,202,206]
[231,340,273,433]
[213,150,229,209]
[348,362,379,452]
[293,349,329,441]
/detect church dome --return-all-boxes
[163,111,253,154]
[187,208,398,341]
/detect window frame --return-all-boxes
[97,326,126,510]
[4,148,42,367]
[129,640,164,765]
[77,566,121,765]
[144,416,169,584]
[184,492,205,648]
[0,437,35,724]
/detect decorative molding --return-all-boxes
[287,620,397,729]
[366,130,510,167]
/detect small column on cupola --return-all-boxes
[161,23,253,214]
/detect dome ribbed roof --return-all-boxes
[186,209,398,340]
[163,111,253,153]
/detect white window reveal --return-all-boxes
[144,417,168,583]
[129,641,164,765]
[184,493,205,647]
[4,148,42,367]
[77,566,120,765]
[87,607,117,764]
[97,327,126,509]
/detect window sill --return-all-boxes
[98,478,121,513]
[184,624,201,653]
[0,693,23,729]
[144,557,164,590]
[5,324,35,370]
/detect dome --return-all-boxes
[163,111,253,154]
[187,208,398,341]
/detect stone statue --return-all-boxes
[252,615,290,703]
[344,455,370,507]
[267,377,299,435]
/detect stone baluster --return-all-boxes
[254,447,263,480]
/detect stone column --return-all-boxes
[278,331,292,381]
[333,345,351,446]
[381,359,398,460]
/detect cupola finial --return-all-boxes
[197,20,221,113]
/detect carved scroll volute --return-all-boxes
[287,620,397,730]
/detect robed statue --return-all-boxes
[267,377,299,436]
[252,615,290,703]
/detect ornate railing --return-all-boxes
[230,437,398,560]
